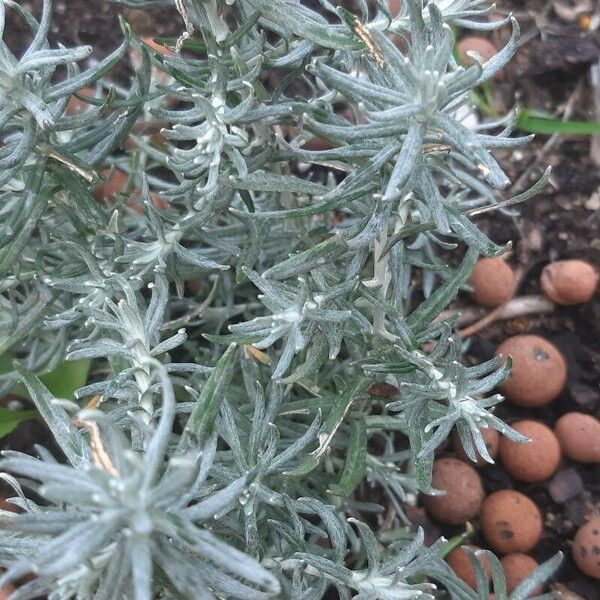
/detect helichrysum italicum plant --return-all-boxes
[0,0,562,598]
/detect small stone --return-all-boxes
[569,382,599,412]
[584,190,600,211]
[526,227,543,252]
[547,468,584,503]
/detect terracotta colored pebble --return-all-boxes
[368,382,399,399]
[469,257,517,307]
[129,37,175,90]
[388,0,401,17]
[540,260,598,305]
[452,427,499,467]
[303,136,335,151]
[496,335,567,407]
[554,413,600,464]
[447,546,491,589]
[480,490,542,554]
[501,553,541,594]
[92,169,128,202]
[457,36,497,66]
[287,125,335,151]
[0,583,15,600]
[0,493,20,513]
[127,190,169,215]
[572,519,600,579]
[499,420,561,482]
[65,87,98,116]
[422,458,484,525]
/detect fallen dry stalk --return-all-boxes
[435,295,555,336]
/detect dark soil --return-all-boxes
[3,1,182,81]
[458,3,600,596]
[3,0,600,597]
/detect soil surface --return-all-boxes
[460,3,600,597]
[3,0,600,597]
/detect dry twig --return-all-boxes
[457,294,554,337]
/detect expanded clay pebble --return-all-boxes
[0,494,20,513]
[65,87,98,115]
[501,553,541,594]
[452,427,500,467]
[387,0,401,17]
[540,260,598,305]
[93,169,128,202]
[469,257,517,307]
[422,458,484,525]
[554,413,600,464]
[499,421,561,483]
[456,37,497,66]
[572,519,600,579]
[446,546,491,589]
[496,335,567,407]
[481,490,542,554]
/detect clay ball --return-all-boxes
[501,553,540,594]
[499,420,561,482]
[388,0,401,17]
[65,87,97,116]
[572,519,600,579]
[457,37,497,66]
[496,335,567,407]
[93,169,128,202]
[0,583,15,600]
[0,494,20,513]
[481,490,542,554]
[422,458,484,525]
[540,260,598,305]
[127,190,169,215]
[447,546,491,589]
[555,413,600,464]
[469,257,517,307]
[452,427,500,467]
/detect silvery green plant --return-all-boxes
[0,0,561,598]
